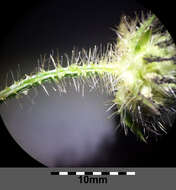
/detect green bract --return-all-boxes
[1,12,176,142]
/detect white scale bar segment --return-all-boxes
[110,172,119,175]
[59,172,68,175]
[76,172,85,175]
[127,172,135,175]
[93,172,102,175]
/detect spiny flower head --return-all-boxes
[110,13,176,141]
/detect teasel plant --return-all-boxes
[1,11,176,143]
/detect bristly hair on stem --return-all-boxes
[1,11,176,143]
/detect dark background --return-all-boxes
[0,0,176,167]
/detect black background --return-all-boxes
[0,0,176,167]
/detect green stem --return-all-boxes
[0,63,118,103]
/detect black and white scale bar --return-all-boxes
[50,171,135,176]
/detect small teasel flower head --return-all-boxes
[111,12,176,142]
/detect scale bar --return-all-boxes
[50,171,136,176]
